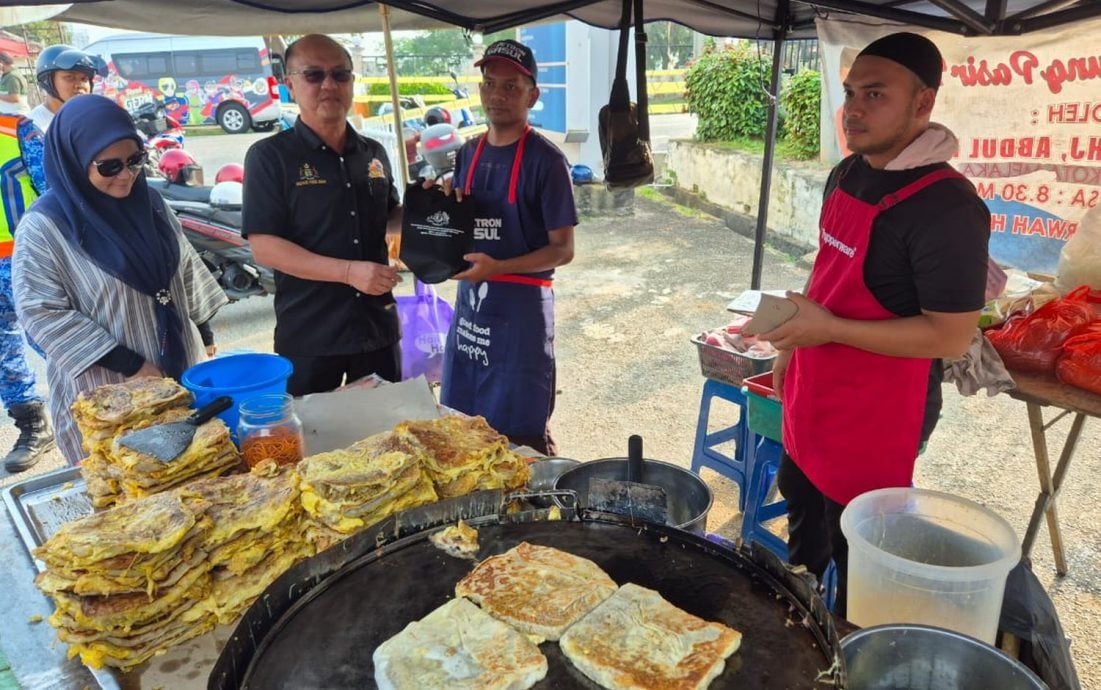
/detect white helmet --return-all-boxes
[209,181,243,209]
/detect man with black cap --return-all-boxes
[437,39,577,455]
[757,32,990,614]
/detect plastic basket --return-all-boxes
[743,371,783,443]
[692,336,775,387]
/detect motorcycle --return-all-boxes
[417,121,465,180]
[131,101,186,177]
[148,176,276,302]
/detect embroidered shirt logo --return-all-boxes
[295,163,326,187]
[427,211,449,226]
[822,230,856,258]
[368,158,386,179]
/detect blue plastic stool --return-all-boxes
[690,379,755,510]
[741,435,788,558]
[741,435,838,611]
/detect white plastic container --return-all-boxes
[840,488,1021,644]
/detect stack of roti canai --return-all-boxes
[108,407,242,501]
[297,429,438,551]
[33,492,217,670]
[73,378,193,507]
[179,461,314,623]
[395,416,531,497]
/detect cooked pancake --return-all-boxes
[36,550,208,598]
[298,431,439,534]
[112,414,238,476]
[63,611,216,670]
[181,461,300,547]
[430,520,480,560]
[207,521,308,575]
[559,582,743,690]
[209,547,310,624]
[72,378,191,429]
[396,416,531,497]
[297,430,427,499]
[456,542,617,641]
[80,453,121,502]
[50,564,212,632]
[373,597,547,690]
[301,464,431,528]
[35,492,196,568]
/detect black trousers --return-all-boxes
[777,453,849,617]
[284,344,401,397]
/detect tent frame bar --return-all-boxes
[750,0,790,290]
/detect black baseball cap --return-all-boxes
[475,40,537,84]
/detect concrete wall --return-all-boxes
[666,140,831,251]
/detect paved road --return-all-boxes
[2,114,1097,688]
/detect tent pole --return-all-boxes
[378,3,411,185]
[749,0,789,290]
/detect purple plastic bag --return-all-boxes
[396,280,454,383]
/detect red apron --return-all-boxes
[782,167,964,505]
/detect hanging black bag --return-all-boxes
[598,0,654,190]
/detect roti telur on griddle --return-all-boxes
[456,541,617,642]
[373,596,548,690]
[560,582,743,690]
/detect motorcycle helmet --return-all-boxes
[158,149,203,186]
[210,181,244,209]
[36,45,108,100]
[215,163,245,184]
[423,106,451,127]
[570,164,595,185]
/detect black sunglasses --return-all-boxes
[93,150,148,178]
[288,68,354,84]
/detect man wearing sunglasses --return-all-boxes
[244,34,403,395]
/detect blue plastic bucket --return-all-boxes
[181,353,293,441]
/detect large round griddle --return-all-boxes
[226,513,843,689]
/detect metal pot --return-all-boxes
[553,436,713,534]
[841,624,1047,689]
[526,457,581,492]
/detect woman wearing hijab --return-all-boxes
[12,95,228,465]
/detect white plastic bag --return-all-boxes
[1055,205,1101,293]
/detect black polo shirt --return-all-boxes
[242,119,402,356]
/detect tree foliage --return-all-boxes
[685,44,770,141]
[391,29,473,76]
[780,69,821,159]
[645,22,696,70]
[12,21,71,48]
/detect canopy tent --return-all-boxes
[0,33,35,59]
[17,0,1097,38]
[7,0,1099,286]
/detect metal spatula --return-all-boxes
[117,396,233,462]
[588,435,668,525]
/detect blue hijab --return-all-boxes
[34,95,187,378]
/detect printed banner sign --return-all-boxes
[818,17,1101,275]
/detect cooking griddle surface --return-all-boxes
[240,521,833,689]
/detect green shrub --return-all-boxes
[368,82,453,97]
[684,44,770,141]
[780,70,821,160]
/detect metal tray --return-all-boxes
[3,467,122,690]
[4,466,93,563]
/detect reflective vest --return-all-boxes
[0,114,38,259]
